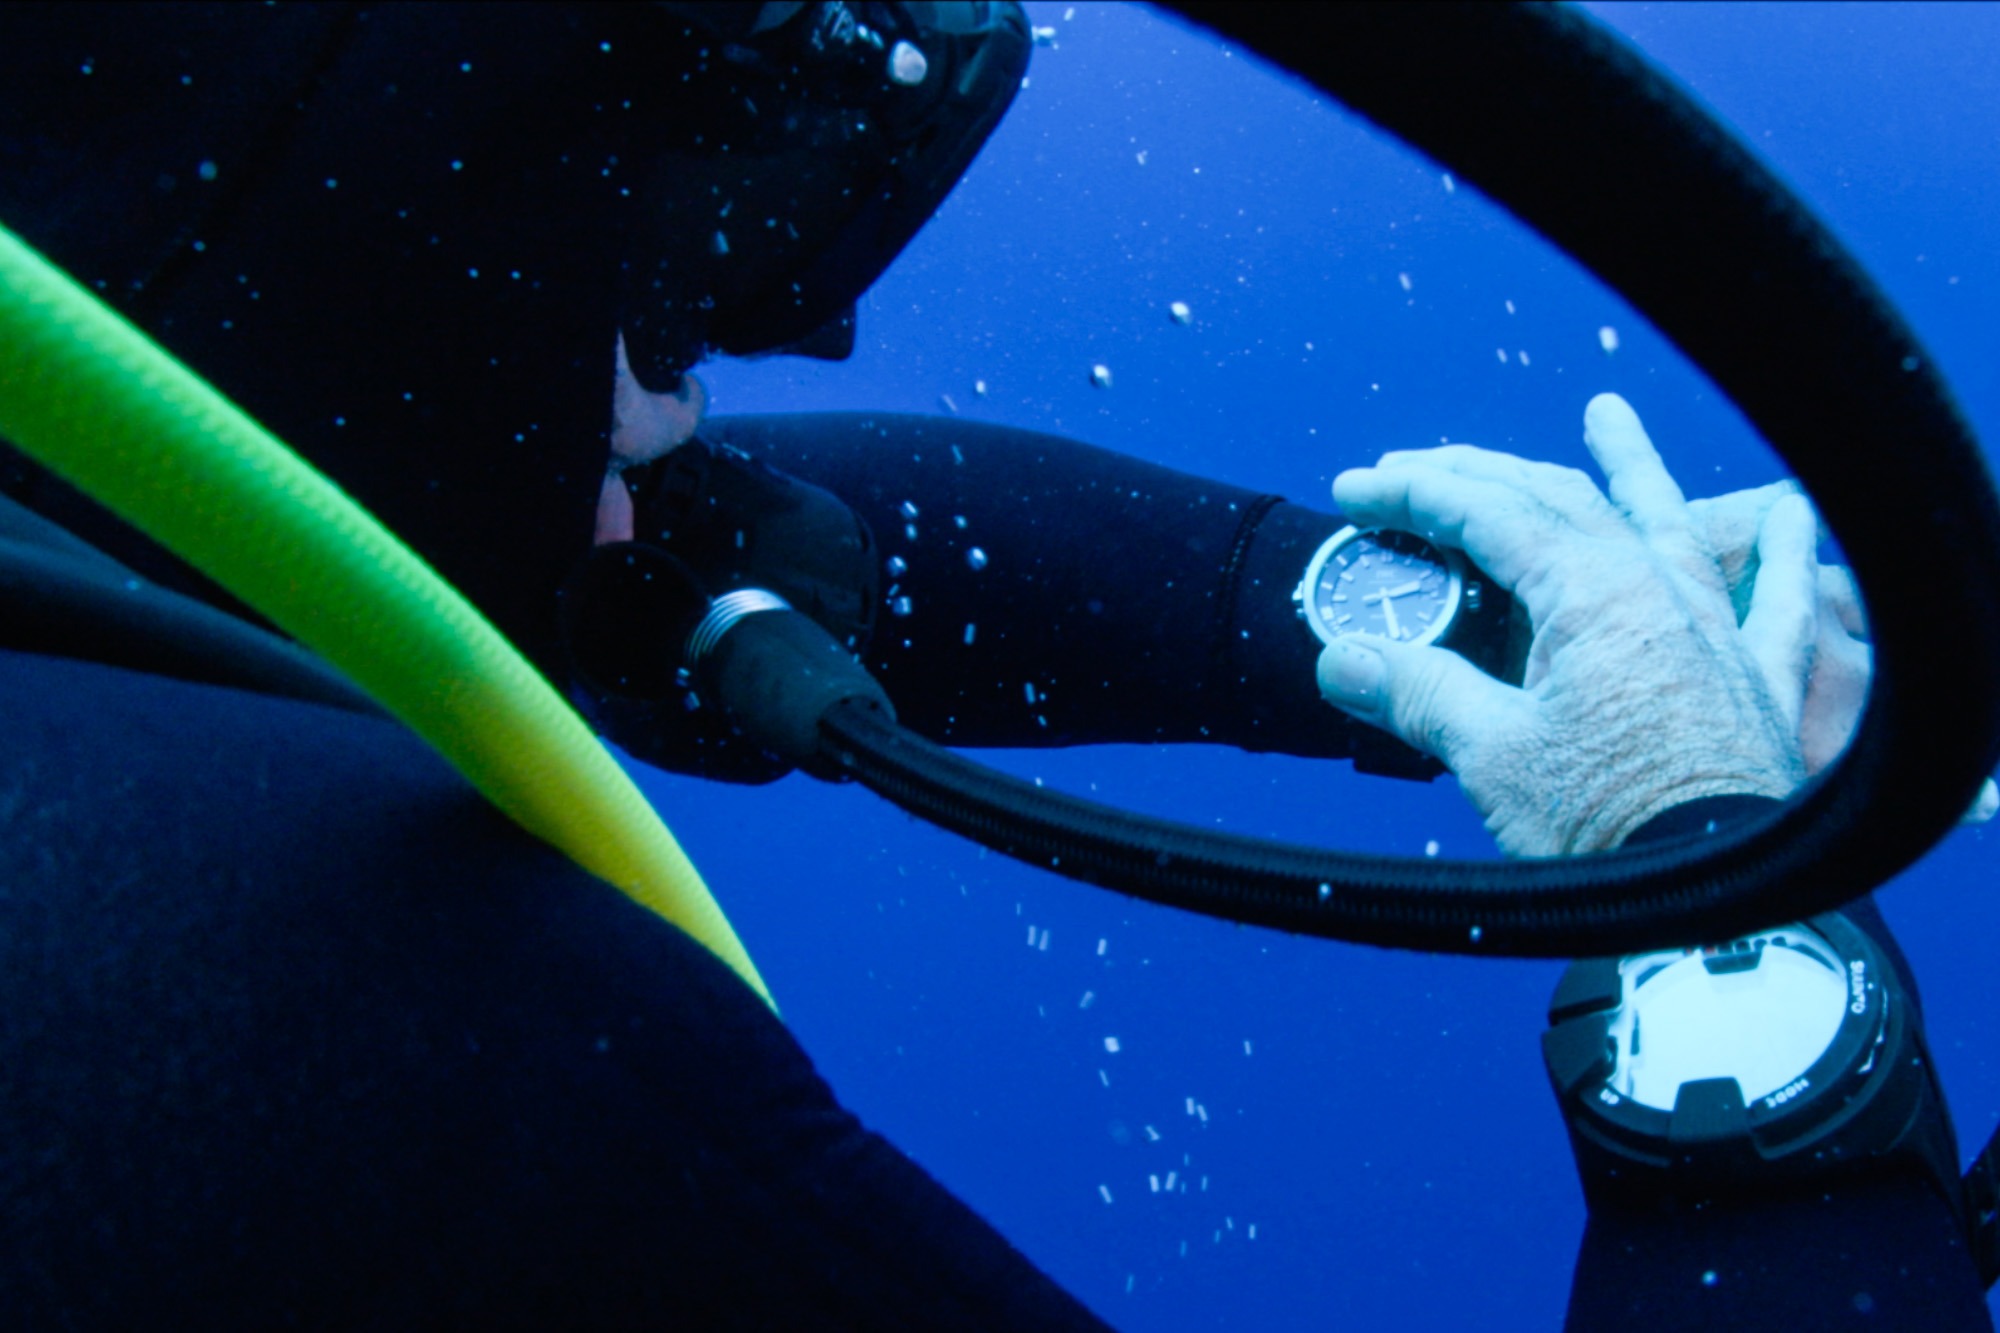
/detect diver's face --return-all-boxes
[595,332,707,545]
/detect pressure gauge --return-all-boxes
[1293,525,1470,649]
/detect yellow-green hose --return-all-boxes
[0,223,774,1011]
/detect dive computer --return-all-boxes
[1541,912,1963,1214]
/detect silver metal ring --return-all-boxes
[686,588,790,664]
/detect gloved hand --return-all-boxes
[1316,392,1811,856]
[1686,479,1997,823]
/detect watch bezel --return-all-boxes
[1295,525,1467,649]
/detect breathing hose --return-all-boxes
[656,1,2000,960]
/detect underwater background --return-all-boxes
[629,4,2000,1328]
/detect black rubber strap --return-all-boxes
[1621,795,1785,847]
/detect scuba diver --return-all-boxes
[0,2,1991,1329]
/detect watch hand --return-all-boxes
[1379,594,1403,640]
[1380,580,1423,599]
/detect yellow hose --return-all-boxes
[0,223,774,1011]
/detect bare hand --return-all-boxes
[1316,393,1810,856]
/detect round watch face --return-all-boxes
[1295,526,1465,649]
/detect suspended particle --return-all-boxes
[1496,348,1509,364]
[953,515,968,529]
[888,39,928,85]
[886,555,908,577]
[1424,839,1440,857]
[1149,1175,1160,1194]
[890,595,913,617]
[1470,925,1484,943]
[1397,272,1412,292]
[1598,325,1620,355]
[1505,299,1517,314]
[1104,1036,1121,1054]
[1169,300,1192,325]
[973,379,989,397]
[939,393,959,414]
[1441,172,1456,194]
[1518,350,1531,367]
[904,523,918,542]
[710,230,730,256]
[1079,989,1095,1009]
[900,499,920,520]
[963,623,977,646]
[1032,24,1058,45]
[1099,1184,1114,1204]
[1243,1039,1254,1055]
[966,547,988,571]
[1038,928,1050,952]
[1317,882,1331,901]
[1099,1069,1110,1087]
[1096,938,1108,957]
[1089,363,1113,389]
[1144,1125,1161,1142]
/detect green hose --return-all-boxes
[0,223,774,1011]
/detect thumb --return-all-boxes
[1316,635,1526,769]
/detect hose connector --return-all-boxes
[690,587,895,772]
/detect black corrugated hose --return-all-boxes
[806,3,2000,1281]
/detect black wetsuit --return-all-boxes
[0,5,1988,1331]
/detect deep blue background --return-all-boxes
[631,5,2000,1328]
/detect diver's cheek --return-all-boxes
[594,472,635,546]
[612,333,707,464]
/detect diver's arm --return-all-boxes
[584,412,1380,783]
[702,413,1353,755]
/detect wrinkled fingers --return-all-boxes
[1333,461,1567,599]
[1739,492,1820,733]
[1367,444,1623,535]
[1582,393,1715,583]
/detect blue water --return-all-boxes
[633,5,2000,1328]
